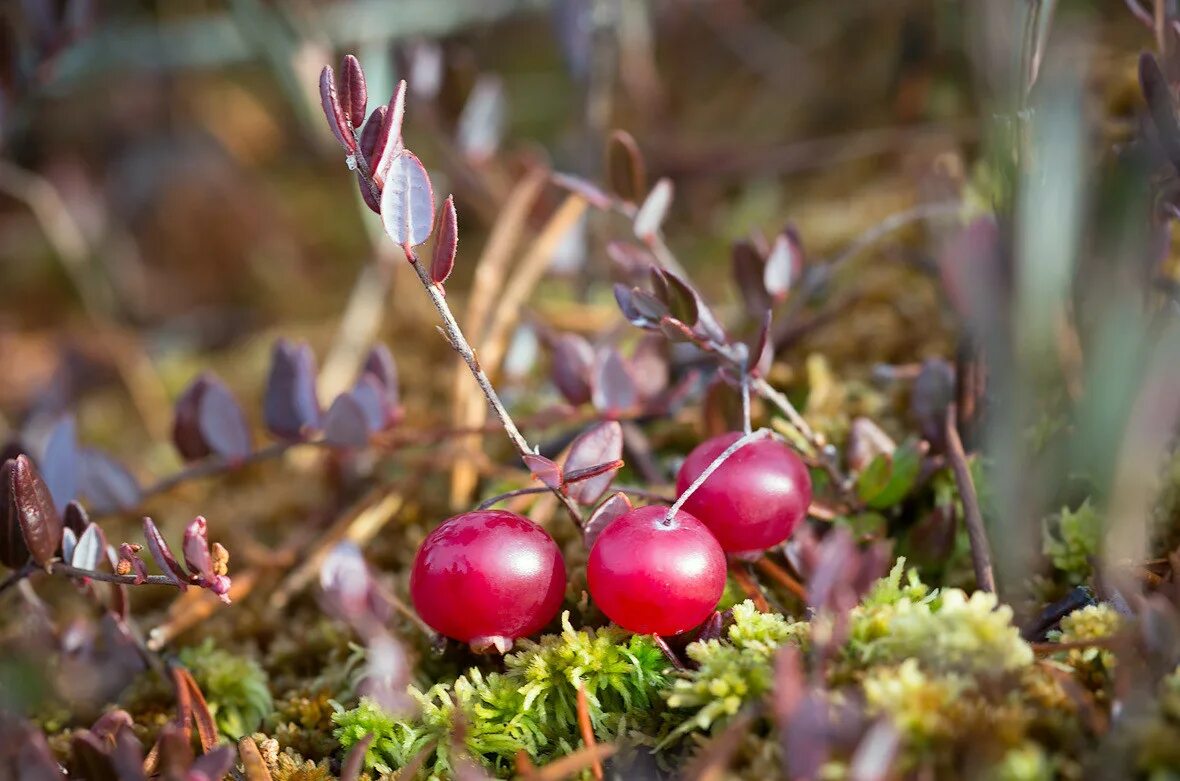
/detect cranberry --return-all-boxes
[586,505,726,636]
[410,510,566,650]
[675,431,811,556]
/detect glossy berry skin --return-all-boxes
[587,505,726,636]
[410,510,566,648]
[675,432,812,556]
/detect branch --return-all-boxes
[944,405,996,593]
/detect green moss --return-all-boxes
[1043,500,1103,585]
[177,639,274,740]
[332,613,670,778]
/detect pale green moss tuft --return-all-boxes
[177,639,273,739]
[1043,500,1102,585]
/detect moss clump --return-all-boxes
[332,612,670,778]
[1051,603,1123,694]
[664,601,808,741]
[177,639,273,739]
[1043,500,1103,586]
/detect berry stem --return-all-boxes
[402,245,585,530]
[739,348,752,437]
[944,404,996,593]
[665,427,774,526]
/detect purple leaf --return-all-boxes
[613,283,645,326]
[78,449,141,514]
[189,745,236,780]
[118,543,148,585]
[141,518,188,589]
[633,178,672,243]
[358,632,413,714]
[0,458,31,568]
[339,54,368,130]
[629,334,669,402]
[584,492,632,550]
[360,344,401,424]
[628,288,670,324]
[40,415,79,512]
[319,65,355,152]
[564,421,623,504]
[197,380,251,461]
[320,542,377,625]
[551,172,614,209]
[1141,53,1180,172]
[340,734,375,781]
[748,309,773,377]
[264,340,321,440]
[357,170,381,214]
[431,194,458,286]
[550,333,595,405]
[72,522,107,571]
[732,239,771,318]
[182,516,213,581]
[591,349,639,417]
[606,241,655,278]
[653,267,699,327]
[373,80,408,183]
[323,392,371,448]
[359,105,388,168]
[522,454,563,491]
[381,151,436,248]
[456,75,505,163]
[764,229,803,302]
[351,375,390,433]
[10,455,62,567]
[172,374,215,461]
[62,499,90,535]
[910,358,955,449]
[607,129,647,203]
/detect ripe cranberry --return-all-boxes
[586,505,726,636]
[410,510,566,650]
[675,432,811,556]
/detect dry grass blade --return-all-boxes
[172,666,219,752]
[729,561,771,612]
[238,736,274,781]
[944,404,996,593]
[450,167,550,506]
[755,555,807,601]
[576,683,603,780]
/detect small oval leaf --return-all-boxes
[522,454,563,491]
[72,522,108,571]
[607,129,647,203]
[564,421,624,504]
[633,178,673,243]
[197,379,252,460]
[550,333,595,406]
[339,54,368,130]
[381,151,436,247]
[323,392,372,448]
[264,340,322,440]
[319,65,355,152]
[591,349,638,417]
[584,492,632,550]
[40,415,79,513]
[142,517,188,589]
[10,454,62,567]
[431,194,458,286]
[78,449,141,514]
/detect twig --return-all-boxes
[576,684,604,781]
[652,634,686,671]
[477,486,552,510]
[402,246,585,530]
[754,555,807,601]
[944,404,996,593]
[729,561,771,613]
[0,562,37,596]
[139,440,302,499]
[47,561,184,588]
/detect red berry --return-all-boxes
[675,432,811,555]
[586,505,726,636]
[410,510,566,649]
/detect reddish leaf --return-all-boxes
[40,415,78,512]
[564,422,623,504]
[359,105,388,168]
[339,734,375,781]
[652,267,699,326]
[118,543,149,585]
[431,194,458,286]
[263,340,321,440]
[357,170,381,214]
[190,745,235,780]
[910,358,955,449]
[607,129,647,203]
[732,239,771,318]
[381,151,435,248]
[591,349,638,417]
[373,80,408,181]
[238,737,273,781]
[628,335,668,402]
[182,516,213,580]
[632,178,672,243]
[142,517,188,589]
[72,522,107,571]
[78,449,141,514]
[583,492,632,550]
[550,333,595,405]
[628,288,669,324]
[10,455,62,567]
[197,379,251,461]
[172,374,215,461]
[359,344,401,426]
[323,392,371,448]
[551,172,613,209]
[319,65,355,152]
[748,309,773,377]
[339,54,367,130]
[172,666,219,753]
[522,454,563,491]
[0,458,31,568]
[62,500,89,534]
